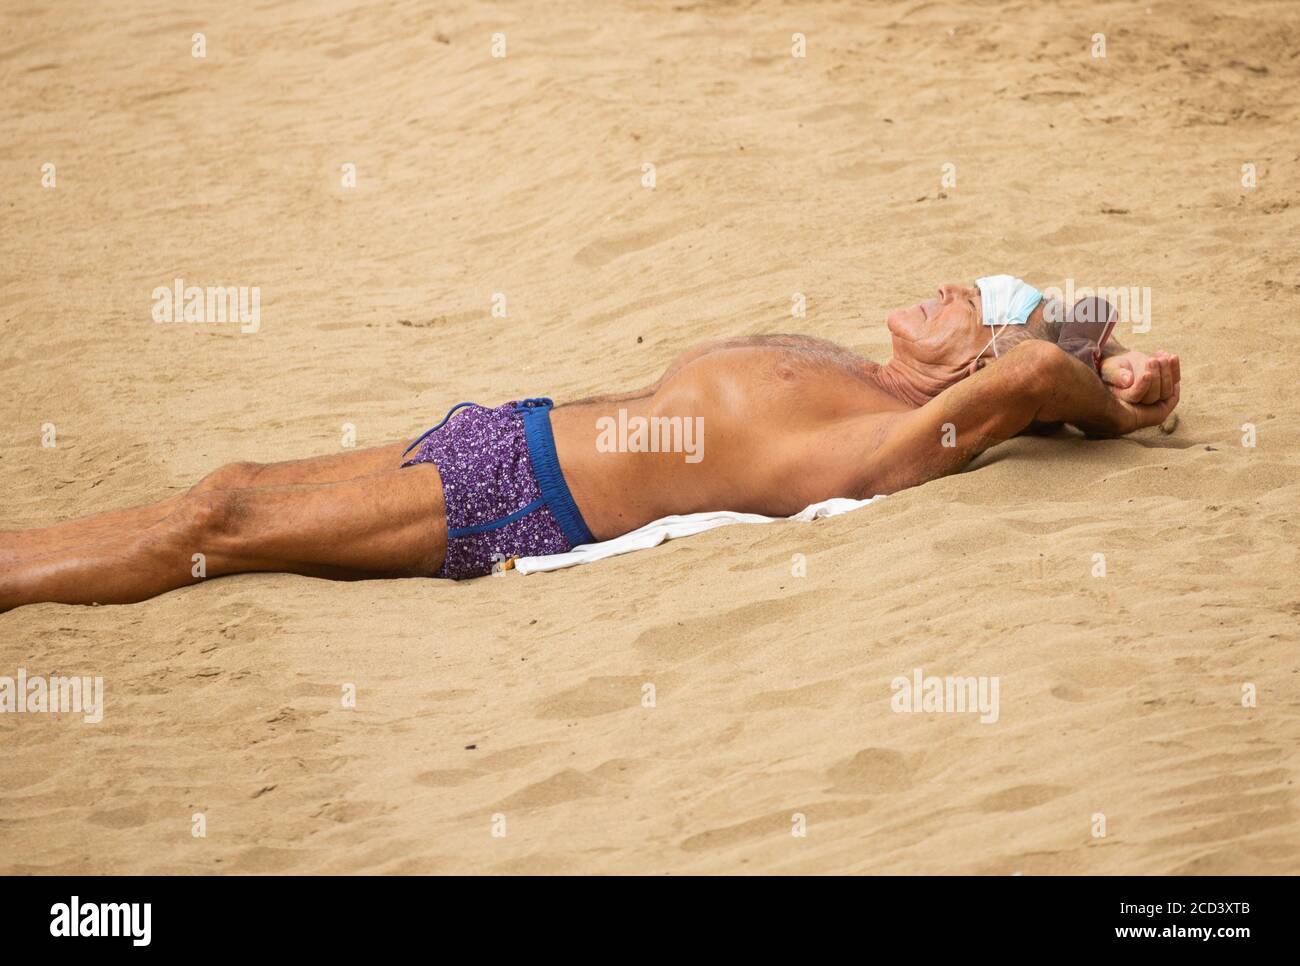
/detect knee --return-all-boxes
[190,461,263,494]
[173,489,249,547]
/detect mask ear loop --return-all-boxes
[968,323,1010,376]
[989,322,1009,358]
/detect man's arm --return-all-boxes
[863,340,1180,495]
[1037,345,1179,434]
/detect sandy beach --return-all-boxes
[1,0,1298,874]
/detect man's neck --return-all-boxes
[859,357,945,408]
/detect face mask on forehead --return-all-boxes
[967,274,1043,374]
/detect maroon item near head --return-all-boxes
[1054,297,1118,375]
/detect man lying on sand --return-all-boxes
[1,275,1180,609]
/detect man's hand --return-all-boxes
[1101,349,1181,405]
[1112,377,1180,434]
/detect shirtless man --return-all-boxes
[0,275,1180,609]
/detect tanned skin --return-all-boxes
[0,282,1180,609]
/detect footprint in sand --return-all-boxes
[976,784,1068,813]
[573,218,693,268]
[534,675,647,719]
[826,747,918,794]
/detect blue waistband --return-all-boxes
[515,398,596,549]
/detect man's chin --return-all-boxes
[884,306,923,330]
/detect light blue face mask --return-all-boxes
[976,274,1043,329]
[971,274,1044,366]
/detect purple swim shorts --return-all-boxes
[401,398,596,579]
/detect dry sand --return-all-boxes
[2,0,1298,874]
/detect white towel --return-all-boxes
[514,495,884,574]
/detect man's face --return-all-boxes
[885,282,991,389]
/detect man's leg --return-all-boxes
[0,462,446,610]
[0,440,413,558]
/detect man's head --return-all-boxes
[884,279,1053,401]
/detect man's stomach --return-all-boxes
[550,392,867,540]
